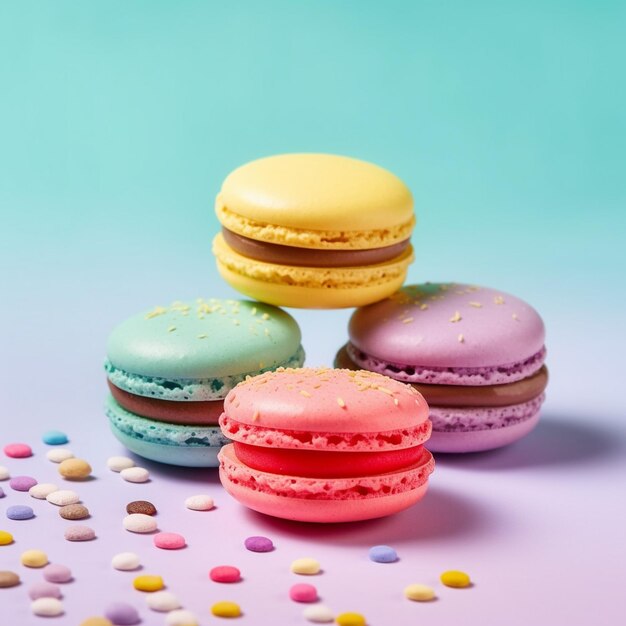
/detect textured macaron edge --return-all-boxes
[216,204,415,250]
[105,345,305,401]
[105,396,230,448]
[218,443,434,501]
[213,234,414,288]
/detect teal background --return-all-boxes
[2,1,624,306]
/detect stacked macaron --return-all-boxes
[105,298,304,467]
[336,283,548,452]
[218,367,434,522]
[212,154,415,308]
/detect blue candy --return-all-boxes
[42,430,69,445]
[6,505,35,520]
[368,545,398,563]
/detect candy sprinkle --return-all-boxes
[104,602,140,625]
[28,581,62,600]
[21,549,49,568]
[64,525,96,542]
[107,456,135,472]
[154,532,186,550]
[31,597,64,617]
[42,430,69,445]
[133,574,164,592]
[0,466,10,480]
[209,565,241,583]
[120,467,150,483]
[29,483,59,499]
[336,613,366,626]
[10,475,38,492]
[3,443,33,458]
[146,590,181,612]
[0,530,14,545]
[211,601,241,618]
[126,500,157,516]
[47,448,74,463]
[404,583,436,601]
[440,569,471,588]
[123,514,158,534]
[289,583,318,602]
[244,536,274,552]
[184,494,214,511]
[7,505,35,520]
[80,618,114,626]
[368,545,398,563]
[166,609,199,625]
[111,552,141,571]
[303,604,334,623]
[290,558,321,575]
[47,490,80,506]
[58,458,92,480]
[0,571,20,588]
[43,563,73,583]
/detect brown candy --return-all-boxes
[126,500,157,516]
[59,504,90,520]
[0,570,20,588]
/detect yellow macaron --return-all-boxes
[213,153,415,308]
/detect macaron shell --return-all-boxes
[218,444,434,523]
[213,234,413,309]
[217,153,414,235]
[106,396,229,467]
[349,283,545,369]
[107,298,302,380]
[223,368,428,434]
[428,409,541,453]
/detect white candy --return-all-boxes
[146,590,181,612]
[46,490,80,506]
[123,513,157,533]
[46,449,74,463]
[31,598,64,617]
[0,466,9,480]
[29,483,59,499]
[303,605,335,623]
[111,552,141,571]
[184,494,214,511]
[120,467,149,483]
[166,609,198,626]
[107,456,135,472]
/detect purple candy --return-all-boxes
[43,563,72,583]
[105,602,140,625]
[28,581,62,600]
[0,486,4,498]
[6,505,34,520]
[9,475,38,492]
[244,535,274,552]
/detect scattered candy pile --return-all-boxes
[1,432,474,624]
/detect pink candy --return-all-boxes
[153,532,186,550]
[209,565,241,583]
[289,583,318,602]
[4,443,33,458]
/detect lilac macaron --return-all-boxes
[336,282,548,453]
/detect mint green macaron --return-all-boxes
[105,298,305,467]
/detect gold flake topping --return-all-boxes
[458,333,464,343]
[494,295,505,305]
[402,317,414,324]
[337,397,346,408]
[449,311,462,323]
[300,390,312,398]
[145,306,167,319]
[468,301,482,308]
[167,326,176,332]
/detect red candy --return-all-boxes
[209,565,241,583]
[4,443,33,458]
[289,583,318,602]
[153,532,186,550]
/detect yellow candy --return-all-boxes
[404,583,436,601]
[440,570,471,588]
[21,549,48,568]
[133,574,164,592]
[80,618,113,626]
[336,613,367,626]
[211,601,241,618]
[0,531,14,546]
[58,458,92,479]
[290,557,321,575]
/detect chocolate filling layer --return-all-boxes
[335,345,548,408]
[222,227,410,268]
[108,381,224,425]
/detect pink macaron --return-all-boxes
[218,367,434,523]
[337,283,548,453]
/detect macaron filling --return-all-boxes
[108,382,224,425]
[221,227,411,268]
[346,342,547,386]
[232,441,425,478]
